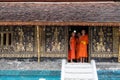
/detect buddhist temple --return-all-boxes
[0,0,120,62]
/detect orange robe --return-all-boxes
[68,37,76,60]
[76,38,80,59]
[77,35,88,58]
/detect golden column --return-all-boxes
[118,37,120,62]
[118,28,120,62]
[6,33,9,46]
[36,26,40,62]
[1,33,3,46]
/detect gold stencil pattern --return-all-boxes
[90,27,119,59]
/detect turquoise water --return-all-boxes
[0,70,120,80]
[0,70,60,80]
[98,70,120,80]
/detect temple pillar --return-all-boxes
[1,33,3,46]
[118,37,120,62]
[118,29,120,62]
[36,26,40,62]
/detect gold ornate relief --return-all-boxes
[40,26,68,57]
[0,26,36,58]
[91,27,113,53]
[90,27,119,61]
[0,53,37,58]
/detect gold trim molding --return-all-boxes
[0,54,37,58]
[40,53,66,57]
[91,53,118,58]
[0,53,66,58]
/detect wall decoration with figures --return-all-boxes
[90,27,119,62]
[91,27,113,53]
[41,26,68,57]
[0,26,35,54]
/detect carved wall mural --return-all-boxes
[0,26,67,58]
[0,26,35,54]
[90,27,119,62]
[41,26,68,57]
[91,27,113,53]
[0,25,119,60]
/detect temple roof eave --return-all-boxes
[0,2,120,23]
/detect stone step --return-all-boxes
[64,63,93,79]
[65,68,93,73]
[65,78,93,80]
[65,64,91,68]
[67,63,90,65]
[65,65,91,68]
[65,73,93,79]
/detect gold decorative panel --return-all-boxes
[90,27,119,62]
[0,26,36,57]
[41,26,68,57]
[91,27,113,53]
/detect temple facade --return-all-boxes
[0,1,120,62]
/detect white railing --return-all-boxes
[91,60,98,80]
[61,59,66,80]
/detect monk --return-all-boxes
[68,32,76,62]
[77,30,88,63]
[76,32,81,62]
